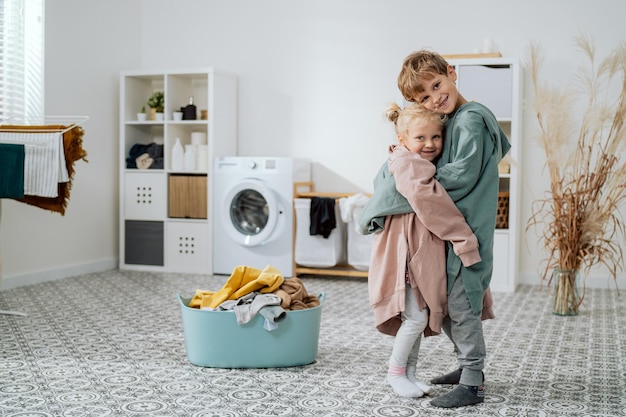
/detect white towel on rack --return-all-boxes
[2,132,68,198]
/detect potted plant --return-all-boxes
[147,91,165,121]
[137,105,147,121]
[527,34,626,315]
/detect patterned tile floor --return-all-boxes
[0,269,625,416]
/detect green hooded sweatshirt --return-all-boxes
[435,101,511,313]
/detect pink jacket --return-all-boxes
[368,146,482,336]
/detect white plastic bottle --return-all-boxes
[197,144,208,171]
[184,144,196,171]
[172,138,184,171]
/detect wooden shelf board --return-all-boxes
[295,265,368,278]
[442,52,502,60]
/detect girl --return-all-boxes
[359,103,482,398]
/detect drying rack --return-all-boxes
[0,115,89,144]
[0,115,89,317]
[292,181,369,279]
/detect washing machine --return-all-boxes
[212,156,311,277]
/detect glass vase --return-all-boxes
[551,268,582,316]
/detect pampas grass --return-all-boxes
[527,35,626,314]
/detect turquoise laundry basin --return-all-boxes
[177,292,325,368]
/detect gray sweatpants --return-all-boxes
[441,273,486,387]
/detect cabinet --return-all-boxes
[119,68,237,273]
[445,56,522,292]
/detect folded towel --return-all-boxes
[0,143,25,198]
[0,126,68,198]
[127,142,164,169]
[23,132,66,197]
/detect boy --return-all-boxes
[397,49,511,408]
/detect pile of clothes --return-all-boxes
[189,265,319,331]
[126,142,163,169]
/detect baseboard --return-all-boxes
[0,258,118,290]
[2,261,624,292]
[518,271,625,290]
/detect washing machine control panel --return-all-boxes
[217,157,281,172]
[245,159,278,171]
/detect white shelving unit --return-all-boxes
[445,56,522,292]
[119,68,237,274]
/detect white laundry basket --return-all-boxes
[339,194,373,271]
[294,198,346,268]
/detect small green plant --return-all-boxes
[147,91,164,112]
[140,105,146,113]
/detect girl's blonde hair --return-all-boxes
[385,102,446,140]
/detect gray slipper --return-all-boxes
[430,369,485,385]
[430,368,462,385]
[430,384,484,408]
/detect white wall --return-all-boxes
[1,0,624,289]
[0,1,141,288]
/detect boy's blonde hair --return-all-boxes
[397,49,450,102]
[385,102,446,140]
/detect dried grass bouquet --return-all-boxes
[527,35,626,314]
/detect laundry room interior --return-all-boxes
[1,1,625,416]
[1,0,624,289]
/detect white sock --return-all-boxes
[407,364,433,394]
[388,365,424,398]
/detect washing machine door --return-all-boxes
[222,179,279,247]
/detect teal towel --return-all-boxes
[0,143,25,198]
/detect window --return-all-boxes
[0,0,44,120]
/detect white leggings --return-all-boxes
[389,285,429,368]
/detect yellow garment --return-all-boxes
[189,265,284,309]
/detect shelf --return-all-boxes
[293,182,370,279]
[166,120,209,125]
[443,53,502,60]
[446,57,521,292]
[168,170,208,174]
[295,265,368,278]
[126,121,165,125]
[119,68,238,274]
[124,169,163,174]
[125,121,210,125]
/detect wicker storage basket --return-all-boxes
[168,175,207,219]
[496,192,509,229]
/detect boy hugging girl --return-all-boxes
[360,49,510,408]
